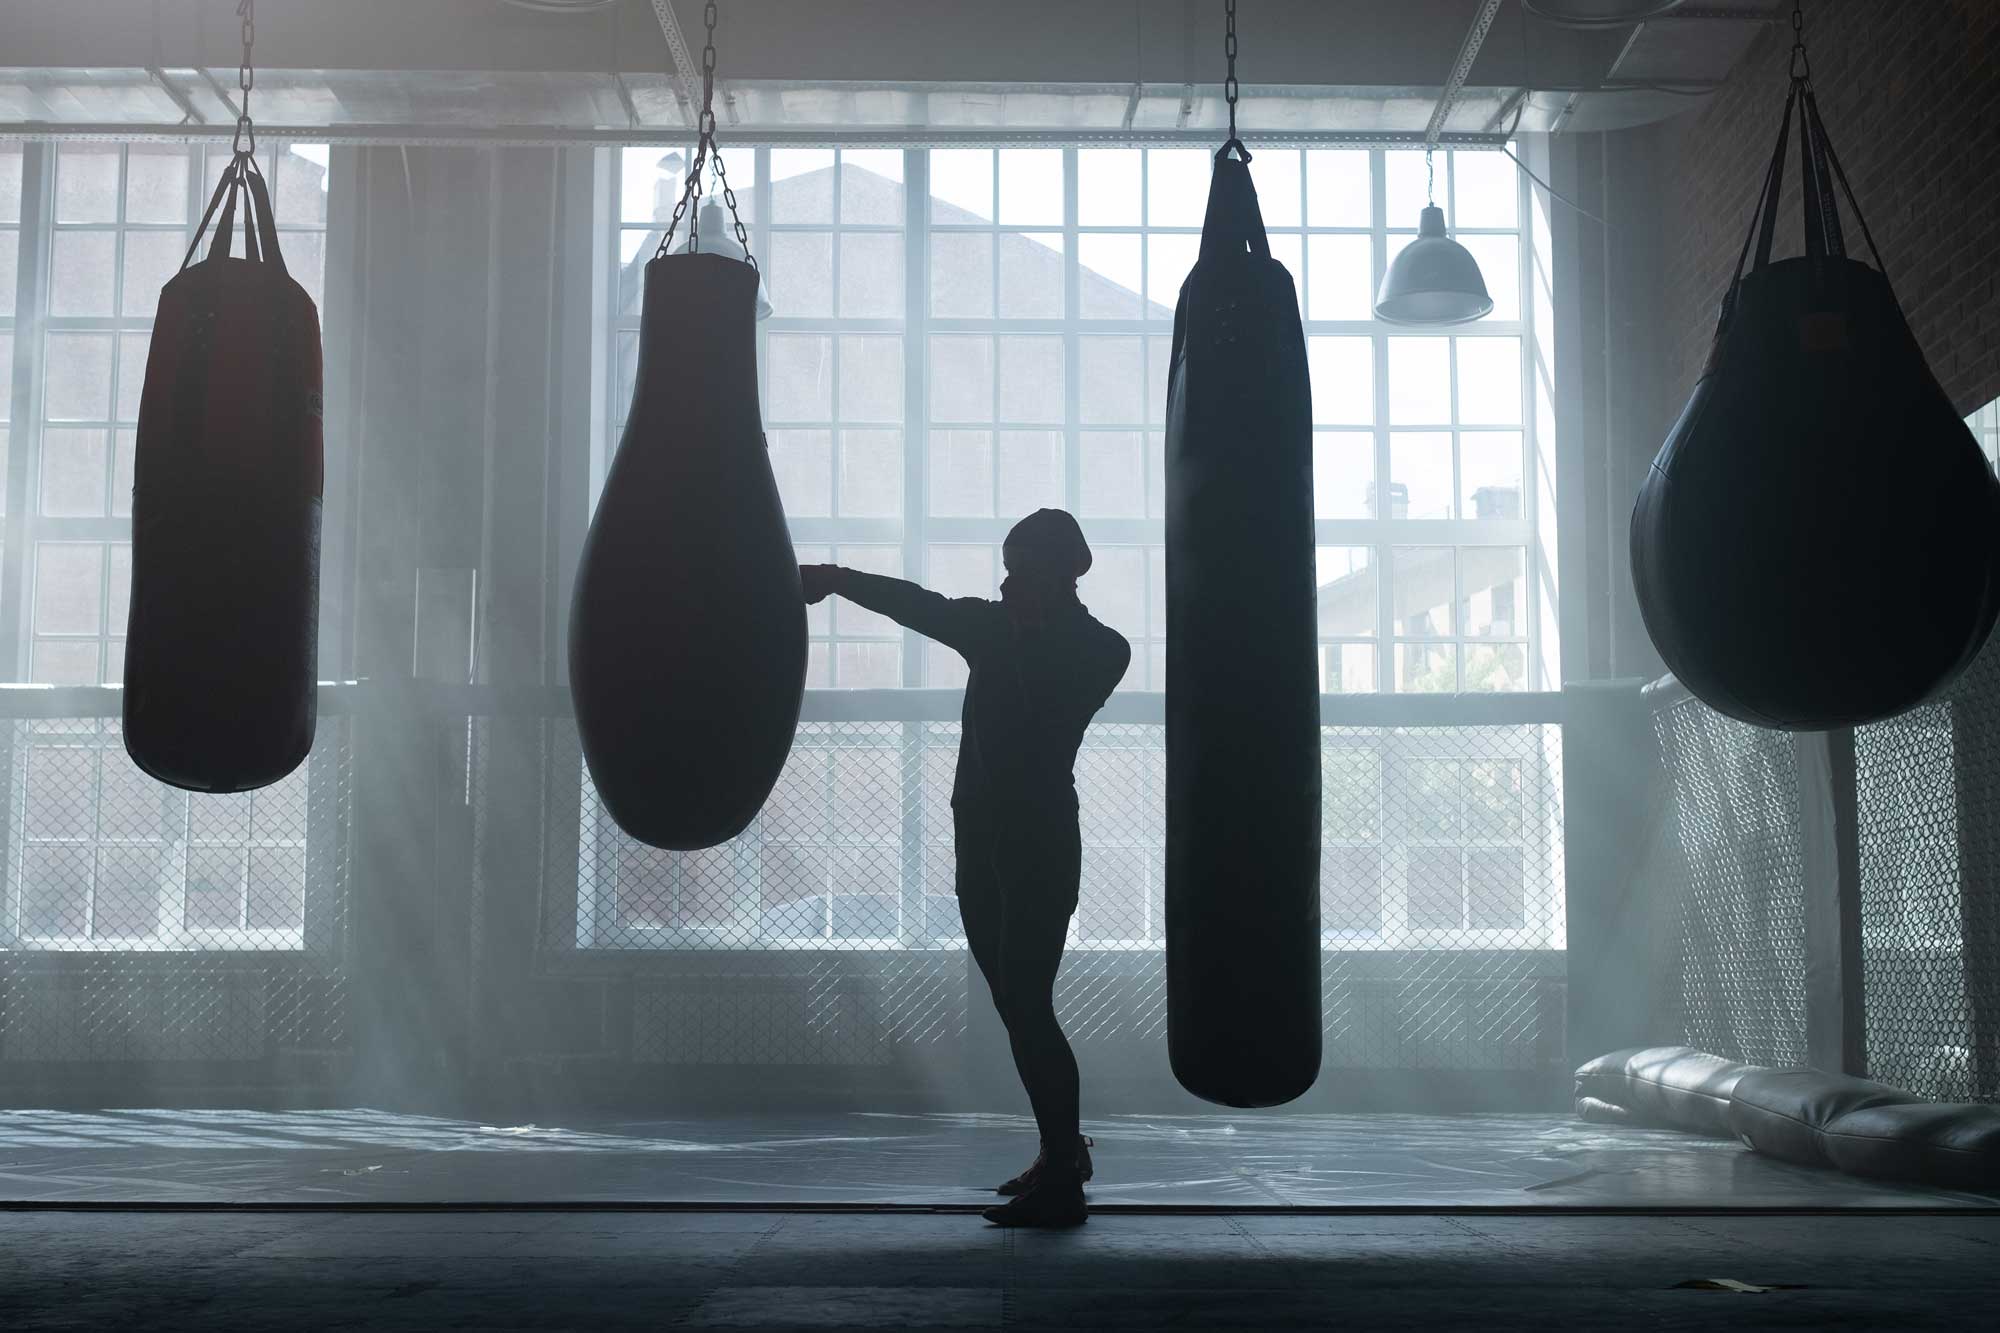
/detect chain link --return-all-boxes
[233,0,256,155]
[657,0,756,269]
[1426,146,1436,205]
[1223,0,1239,142]
[1789,0,1811,81]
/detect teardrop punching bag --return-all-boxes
[1632,80,2000,730]
[124,154,322,792]
[569,251,807,850]
[1165,144,1323,1108]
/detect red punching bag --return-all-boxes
[1632,77,2000,729]
[568,240,806,850]
[124,152,322,792]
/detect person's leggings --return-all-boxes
[954,802,1083,1166]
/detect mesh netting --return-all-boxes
[0,717,352,1063]
[1651,693,1809,1068]
[1854,645,2000,1102]
[552,714,1566,1073]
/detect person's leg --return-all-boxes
[994,815,1084,1168]
[953,804,1007,1016]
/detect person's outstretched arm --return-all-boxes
[801,565,989,656]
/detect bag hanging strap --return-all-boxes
[1799,89,1845,264]
[1804,88,1892,290]
[182,151,291,273]
[1748,81,1799,276]
[1198,144,1273,264]
[240,155,289,276]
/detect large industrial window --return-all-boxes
[0,142,334,952]
[585,143,1561,955]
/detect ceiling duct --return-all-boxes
[1522,0,1687,27]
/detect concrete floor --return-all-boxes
[4,1209,1999,1330]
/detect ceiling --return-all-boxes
[0,0,1788,144]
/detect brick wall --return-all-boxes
[1659,0,2000,417]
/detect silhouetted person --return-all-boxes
[801,509,1129,1228]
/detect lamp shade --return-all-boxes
[1374,205,1493,325]
[676,199,774,320]
[1522,0,1684,27]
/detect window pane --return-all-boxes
[1392,546,1455,637]
[187,848,245,930]
[1316,546,1376,639]
[997,430,1061,516]
[1087,545,1147,641]
[1385,149,1448,226]
[998,335,1063,424]
[113,428,136,517]
[1457,337,1522,424]
[1078,149,1141,226]
[1306,233,1372,321]
[0,332,12,418]
[930,149,993,222]
[34,542,105,635]
[623,146,687,224]
[1079,431,1144,519]
[929,334,993,422]
[1460,546,1527,639]
[838,429,902,518]
[769,429,832,516]
[837,334,902,422]
[1078,233,1142,318]
[1146,337,1171,425]
[1306,150,1371,228]
[929,231,992,318]
[39,429,109,517]
[998,149,1063,226]
[121,230,185,319]
[770,231,832,317]
[124,145,190,223]
[95,847,163,939]
[1395,641,1456,694]
[840,149,904,226]
[56,146,121,223]
[1078,336,1142,424]
[32,640,99,684]
[1453,149,1520,229]
[276,144,331,225]
[1457,233,1518,321]
[1247,149,1302,228]
[928,429,993,517]
[1461,430,1523,519]
[835,641,901,689]
[51,231,117,316]
[45,333,115,420]
[1463,642,1528,693]
[832,231,904,316]
[998,232,1064,318]
[1389,431,1453,520]
[771,149,835,223]
[1321,642,1378,694]
[0,145,21,222]
[1388,337,1451,426]
[1146,232,1199,311]
[1306,337,1372,426]
[1312,431,1374,521]
[831,545,903,637]
[0,231,17,318]
[766,334,832,421]
[116,332,150,421]
[1146,150,1210,228]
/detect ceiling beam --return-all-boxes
[1426,0,1506,143]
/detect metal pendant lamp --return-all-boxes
[1374,151,1492,325]
[1522,0,1685,27]
[675,198,775,321]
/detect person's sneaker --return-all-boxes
[996,1135,1094,1196]
[981,1171,1087,1228]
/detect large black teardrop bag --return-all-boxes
[1632,86,2000,730]
[1164,149,1323,1109]
[569,253,808,851]
[124,156,322,793]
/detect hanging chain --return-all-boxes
[656,0,756,269]
[232,0,256,155]
[1223,0,1239,142]
[1426,147,1436,205]
[1789,0,1811,82]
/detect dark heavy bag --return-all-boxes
[124,154,322,792]
[1632,81,2000,730]
[569,253,807,850]
[1164,145,1322,1108]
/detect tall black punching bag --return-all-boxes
[569,246,807,850]
[1164,142,1322,1108]
[124,152,321,793]
[1632,76,2000,729]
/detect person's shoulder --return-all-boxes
[1085,613,1132,662]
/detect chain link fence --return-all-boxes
[0,703,351,1065]
[551,703,1566,1074]
[1649,690,1810,1068]
[1854,647,2000,1102]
